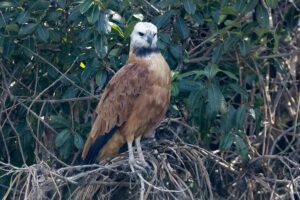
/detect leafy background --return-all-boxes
[0,0,299,199]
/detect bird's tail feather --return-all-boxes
[81,126,119,165]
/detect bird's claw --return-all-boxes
[129,160,152,177]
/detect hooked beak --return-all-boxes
[146,35,153,46]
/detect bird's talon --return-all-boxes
[129,160,151,176]
[136,161,152,177]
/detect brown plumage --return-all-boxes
[82,22,171,171]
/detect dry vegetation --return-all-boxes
[1,0,300,199]
[1,125,300,199]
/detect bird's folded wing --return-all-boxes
[82,63,149,158]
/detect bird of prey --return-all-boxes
[81,22,171,172]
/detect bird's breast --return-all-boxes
[147,53,171,87]
[127,52,171,91]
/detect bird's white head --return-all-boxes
[130,22,158,54]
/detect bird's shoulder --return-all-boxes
[96,62,151,114]
[106,62,149,87]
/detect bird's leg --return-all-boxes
[127,138,146,173]
[135,136,152,176]
[127,136,149,174]
[135,136,147,166]
[127,139,136,172]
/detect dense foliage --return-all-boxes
[0,0,299,199]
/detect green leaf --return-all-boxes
[220,70,238,81]
[74,133,84,150]
[178,70,201,79]
[221,106,236,131]
[0,15,5,28]
[179,79,203,92]
[256,5,269,28]
[49,29,61,42]
[80,0,93,14]
[254,28,271,38]
[22,37,36,58]
[58,0,66,8]
[157,0,177,8]
[171,83,180,97]
[55,129,71,148]
[221,6,239,16]
[175,17,190,40]
[235,135,248,162]
[224,19,239,27]
[272,32,279,50]
[234,0,246,12]
[220,95,227,114]
[69,6,81,21]
[266,0,278,8]
[229,83,248,98]
[211,8,221,23]
[123,21,136,38]
[153,11,173,29]
[29,0,50,13]
[159,33,172,44]
[19,23,38,35]
[239,39,250,56]
[254,108,262,134]
[94,35,108,58]
[20,131,34,152]
[220,132,234,150]
[187,88,203,110]
[183,0,196,15]
[62,87,79,99]
[59,135,73,160]
[49,115,70,128]
[108,48,119,58]
[170,45,183,61]
[0,1,16,8]
[244,0,258,12]
[212,45,223,64]
[79,29,93,41]
[87,4,100,24]
[204,63,220,79]
[110,22,124,38]
[48,11,63,21]
[2,39,15,59]
[223,36,239,52]
[97,13,111,34]
[235,105,247,129]
[133,13,144,21]
[16,11,29,24]
[36,25,49,42]
[192,13,204,25]
[96,70,107,89]
[5,23,19,32]
[207,83,222,118]
[81,65,98,83]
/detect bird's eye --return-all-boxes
[138,32,144,36]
